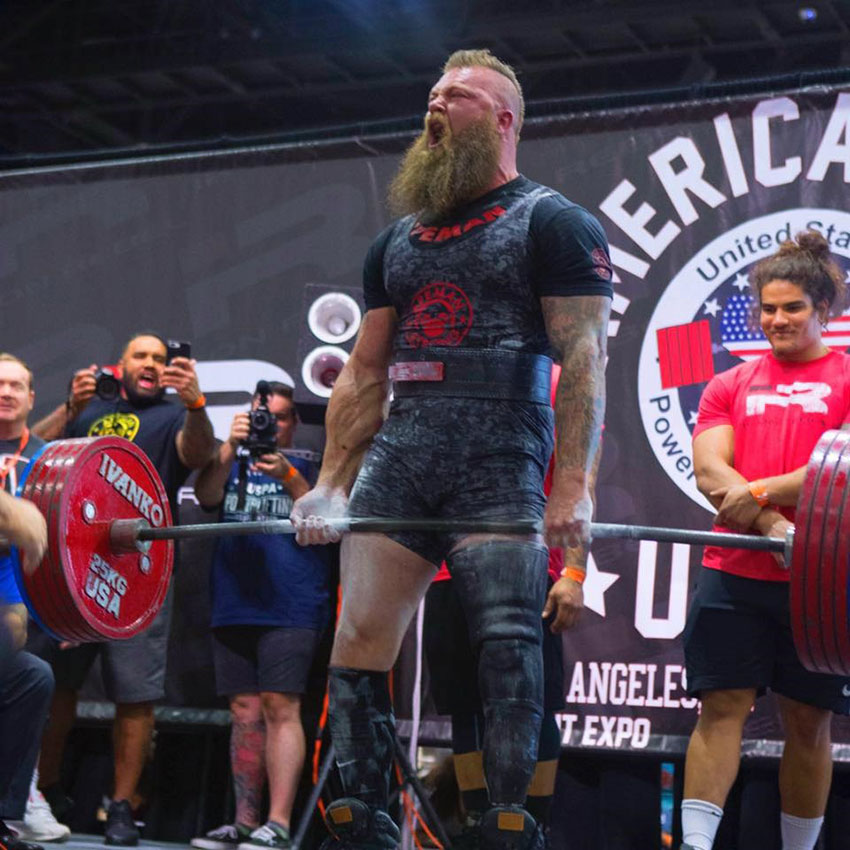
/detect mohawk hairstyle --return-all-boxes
[442,48,524,137]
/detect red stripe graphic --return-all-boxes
[657,320,715,389]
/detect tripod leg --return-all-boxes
[291,742,335,850]
[393,734,453,850]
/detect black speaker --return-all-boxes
[294,283,365,425]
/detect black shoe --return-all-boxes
[478,807,543,850]
[35,785,73,825]
[450,825,480,850]
[0,820,45,850]
[320,798,399,849]
[104,800,139,847]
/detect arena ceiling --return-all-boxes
[1,0,849,164]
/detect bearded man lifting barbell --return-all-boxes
[679,231,850,850]
[290,49,611,850]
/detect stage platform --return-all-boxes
[64,837,188,850]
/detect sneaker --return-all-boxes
[478,807,543,850]
[7,773,70,843]
[0,819,45,850]
[237,823,291,850]
[33,786,72,827]
[104,800,139,847]
[319,798,399,849]
[192,824,253,850]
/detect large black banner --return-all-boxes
[2,85,850,756]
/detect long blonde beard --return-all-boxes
[388,115,502,221]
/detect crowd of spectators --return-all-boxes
[0,337,333,850]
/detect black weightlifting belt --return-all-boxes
[389,347,552,404]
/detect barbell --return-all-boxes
[2,432,848,677]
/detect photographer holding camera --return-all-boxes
[192,382,332,850]
[29,332,215,845]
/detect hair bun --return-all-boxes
[795,229,831,259]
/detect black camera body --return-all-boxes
[242,380,278,458]
[94,367,121,401]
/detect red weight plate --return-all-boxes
[790,434,819,670]
[59,440,126,642]
[791,430,840,673]
[834,469,850,672]
[57,437,173,641]
[809,432,850,675]
[36,442,94,641]
[802,433,841,674]
[42,440,116,642]
[41,440,112,643]
[18,442,88,641]
[12,443,68,639]
[826,440,850,675]
[44,442,103,642]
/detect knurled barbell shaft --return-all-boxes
[121,517,789,554]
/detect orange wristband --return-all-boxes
[560,566,586,585]
[185,394,206,410]
[748,480,769,507]
[283,464,298,482]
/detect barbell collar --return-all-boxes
[123,516,788,555]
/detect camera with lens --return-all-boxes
[94,366,121,401]
[242,380,278,458]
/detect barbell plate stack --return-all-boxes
[805,432,842,674]
[17,441,91,642]
[825,437,850,674]
[14,438,174,642]
[791,429,850,676]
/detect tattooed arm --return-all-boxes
[541,294,610,549]
[542,441,602,632]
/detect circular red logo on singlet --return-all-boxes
[403,281,474,348]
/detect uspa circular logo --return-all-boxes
[403,280,474,348]
[637,208,850,511]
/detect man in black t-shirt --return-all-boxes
[291,50,611,850]
[29,333,215,846]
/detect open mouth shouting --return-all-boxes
[427,117,448,149]
[136,370,158,393]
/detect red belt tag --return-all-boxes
[388,361,445,382]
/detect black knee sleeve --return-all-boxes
[447,541,549,806]
[537,712,561,763]
[451,711,486,755]
[327,667,395,809]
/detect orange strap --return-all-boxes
[560,565,586,584]
[185,394,207,410]
[0,427,29,492]
[748,480,769,507]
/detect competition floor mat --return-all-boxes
[66,836,189,850]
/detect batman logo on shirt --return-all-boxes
[87,413,140,441]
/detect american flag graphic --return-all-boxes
[721,294,850,361]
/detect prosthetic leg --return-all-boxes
[321,668,401,849]
[447,540,549,850]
